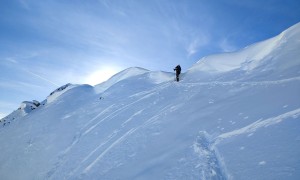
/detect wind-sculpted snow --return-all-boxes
[186,23,300,82]
[46,83,78,104]
[94,67,150,93]
[1,23,300,180]
[215,108,300,144]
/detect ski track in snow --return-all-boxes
[51,83,175,178]
[214,108,300,145]
[80,104,116,131]
[122,109,144,127]
[67,131,119,177]
[48,104,120,178]
[193,131,228,180]
[83,128,137,173]
[183,76,300,86]
[68,102,178,177]
[46,77,300,179]
[62,88,158,156]
[82,91,156,136]
[191,108,300,180]
[128,81,171,98]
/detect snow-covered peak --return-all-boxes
[187,22,300,77]
[46,83,78,104]
[113,67,150,81]
[94,67,149,93]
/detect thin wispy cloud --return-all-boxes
[0,80,46,92]
[5,57,18,64]
[187,39,202,57]
[0,101,18,109]
[1,0,300,117]
[24,70,59,87]
[3,55,60,87]
[18,0,30,10]
[186,33,210,57]
[219,38,238,53]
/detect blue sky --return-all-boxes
[1,0,300,118]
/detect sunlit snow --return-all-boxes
[1,23,300,180]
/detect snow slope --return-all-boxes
[94,67,150,93]
[1,23,300,180]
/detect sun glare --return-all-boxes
[85,67,121,86]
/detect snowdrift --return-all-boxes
[1,23,300,180]
[186,23,300,82]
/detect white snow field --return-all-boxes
[1,23,300,180]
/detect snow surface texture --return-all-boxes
[1,23,300,180]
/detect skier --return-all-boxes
[173,65,181,82]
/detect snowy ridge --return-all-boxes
[1,23,300,179]
[186,22,300,82]
[188,26,286,73]
[94,67,149,93]
[46,83,77,104]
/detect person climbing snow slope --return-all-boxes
[174,65,181,82]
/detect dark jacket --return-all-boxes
[174,65,181,75]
